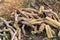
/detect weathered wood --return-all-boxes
[39,23,45,32]
[45,20,58,29]
[45,25,53,38]
[45,17,60,29]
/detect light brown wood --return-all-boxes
[45,25,53,38]
[45,17,60,29]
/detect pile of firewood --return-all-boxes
[0,5,60,40]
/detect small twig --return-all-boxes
[18,17,32,21]
[16,8,38,12]
[3,27,6,40]
[14,10,18,22]
[29,21,44,24]
[19,11,29,18]
[39,23,45,32]
[7,21,13,24]
[11,31,17,40]
[43,9,59,19]
[18,29,21,40]
[0,17,15,32]
[8,28,14,38]
[52,16,57,20]
[22,25,26,35]
[45,25,53,38]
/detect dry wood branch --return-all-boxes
[45,17,60,29]
[11,31,17,40]
[51,11,59,20]
[38,6,44,15]
[29,21,43,24]
[14,13,22,40]
[44,20,58,29]
[13,21,20,32]
[52,16,57,21]
[15,8,38,12]
[18,29,21,40]
[22,25,26,35]
[29,18,43,23]
[33,26,38,32]
[14,10,18,22]
[0,17,15,32]
[43,9,59,20]
[0,28,14,39]
[45,25,53,38]
[39,23,45,32]
[18,17,43,22]
[3,27,6,40]
[18,17,32,21]
[21,21,38,32]
[19,10,30,18]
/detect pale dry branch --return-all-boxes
[45,17,60,29]
[45,25,53,38]
[11,31,17,40]
[18,29,21,40]
[0,17,15,32]
[44,20,58,29]
[22,25,26,35]
[39,23,45,32]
